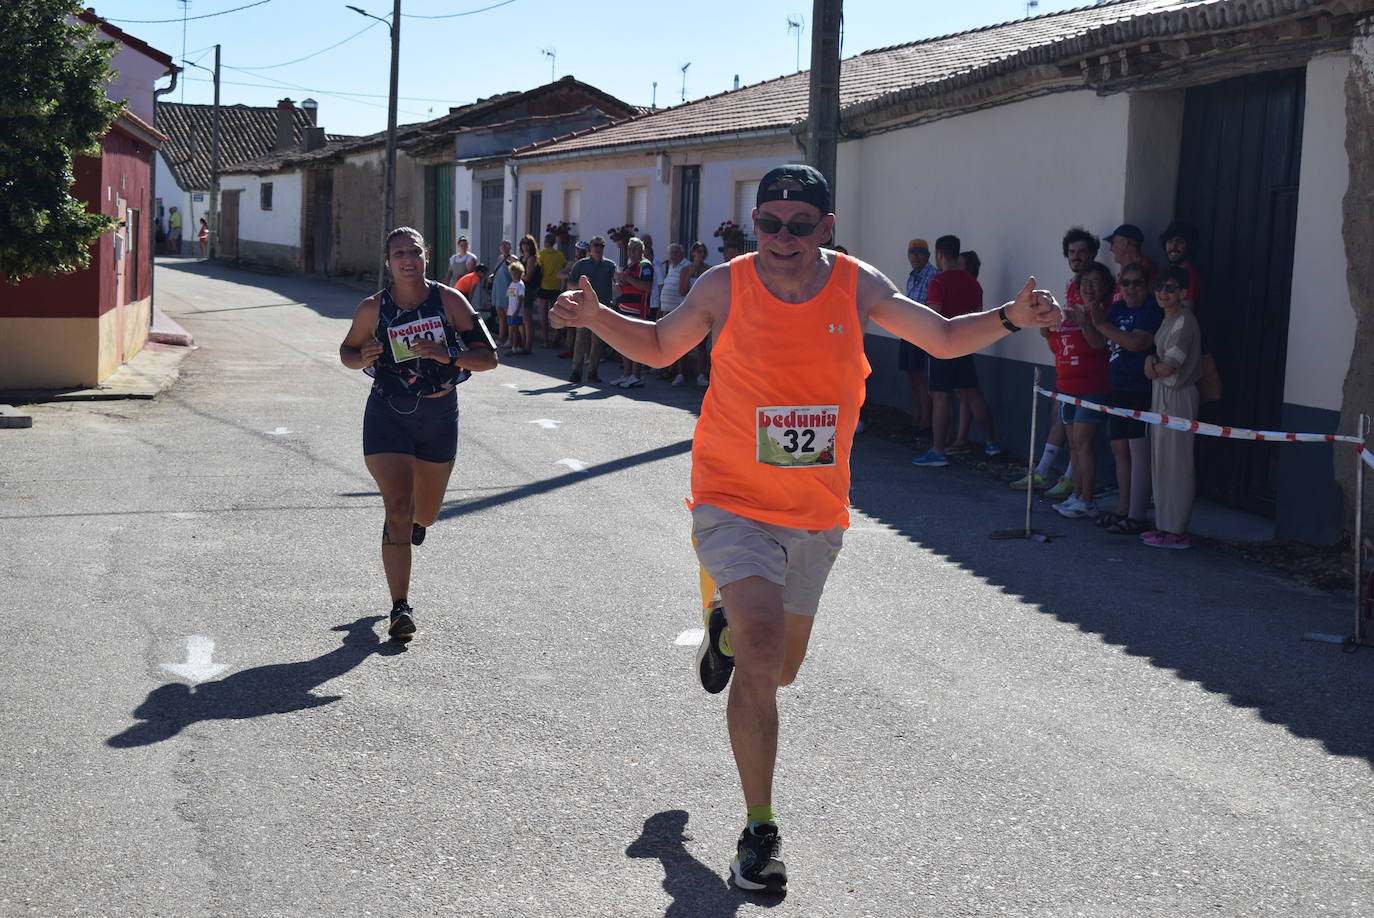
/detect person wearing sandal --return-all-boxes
[1141,266,1202,549]
[1082,261,1162,535]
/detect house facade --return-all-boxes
[0,13,173,390]
[509,0,1373,544]
[216,77,638,287]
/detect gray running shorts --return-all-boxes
[691,503,844,617]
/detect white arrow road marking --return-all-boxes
[675,628,704,646]
[160,635,231,684]
[555,458,588,473]
[529,419,561,429]
[266,427,291,436]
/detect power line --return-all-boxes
[182,74,436,116]
[218,66,462,103]
[232,20,383,70]
[401,0,517,19]
[104,0,275,25]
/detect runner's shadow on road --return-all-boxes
[627,810,783,916]
[107,616,405,748]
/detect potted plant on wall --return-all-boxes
[608,223,638,267]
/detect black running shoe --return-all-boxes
[731,824,787,894]
[411,523,426,546]
[388,600,417,641]
[696,602,734,694]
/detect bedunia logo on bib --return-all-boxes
[757,406,838,468]
[388,315,445,363]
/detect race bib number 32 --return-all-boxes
[388,315,445,363]
[757,405,838,468]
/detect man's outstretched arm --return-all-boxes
[861,265,1061,359]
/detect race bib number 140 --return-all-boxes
[756,405,838,468]
[388,315,445,363]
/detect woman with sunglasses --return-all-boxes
[680,241,712,386]
[1142,265,1202,549]
[1082,261,1163,534]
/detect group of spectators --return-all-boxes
[441,229,737,389]
[905,221,1205,549]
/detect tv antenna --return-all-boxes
[786,15,804,72]
[540,47,556,83]
[1025,0,1039,15]
[680,62,691,102]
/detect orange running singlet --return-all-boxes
[690,253,870,530]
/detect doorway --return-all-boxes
[1173,68,1305,516]
[676,165,700,248]
[220,190,241,259]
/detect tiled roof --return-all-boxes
[156,102,318,191]
[221,76,639,174]
[513,0,1346,159]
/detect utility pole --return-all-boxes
[347,3,401,280]
[209,44,222,258]
[181,47,222,258]
[806,0,841,202]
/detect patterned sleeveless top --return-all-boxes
[364,281,469,397]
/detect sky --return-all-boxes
[95,0,1098,137]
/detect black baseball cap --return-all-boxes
[756,164,832,214]
[1105,223,1144,245]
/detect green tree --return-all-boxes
[0,1,122,285]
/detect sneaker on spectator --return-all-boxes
[1044,475,1074,500]
[1054,496,1098,519]
[609,374,627,385]
[696,373,710,387]
[984,442,1003,457]
[911,449,948,468]
[671,374,687,387]
[1142,530,1191,549]
[1009,471,1049,490]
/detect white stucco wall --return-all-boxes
[107,44,166,125]
[513,141,797,258]
[1285,52,1356,412]
[219,171,303,247]
[848,89,1135,365]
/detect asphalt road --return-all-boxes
[2,259,1371,917]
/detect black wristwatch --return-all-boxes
[447,346,460,364]
[997,305,1021,333]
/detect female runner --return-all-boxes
[339,227,497,640]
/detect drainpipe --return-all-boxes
[508,161,519,244]
[149,65,180,329]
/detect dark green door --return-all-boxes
[1174,68,1305,516]
[429,164,454,281]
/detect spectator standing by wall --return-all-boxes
[489,239,517,348]
[444,234,476,286]
[1082,260,1162,534]
[168,206,182,254]
[900,238,937,435]
[1105,223,1156,296]
[659,243,693,385]
[536,233,567,347]
[611,237,654,387]
[1045,260,1111,518]
[566,236,615,384]
[912,235,1001,466]
[681,241,712,386]
[1142,266,1203,549]
[505,261,528,354]
[197,218,208,259]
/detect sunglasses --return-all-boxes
[1120,278,1147,288]
[756,215,820,237]
[1155,282,1182,293]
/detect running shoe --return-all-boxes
[671,374,687,387]
[1053,496,1098,520]
[911,449,948,468]
[731,824,787,894]
[1142,530,1192,549]
[568,368,582,383]
[411,523,426,546]
[388,600,417,641]
[1009,471,1049,490]
[984,442,1003,457]
[696,602,734,694]
[608,374,627,385]
[619,376,643,388]
[1043,475,1075,500]
[696,373,710,387]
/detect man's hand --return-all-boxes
[1004,276,1063,329]
[550,275,603,329]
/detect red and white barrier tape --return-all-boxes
[1035,386,1366,446]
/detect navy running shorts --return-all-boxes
[363,389,459,463]
[927,355,979,392]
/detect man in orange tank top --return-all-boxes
[551,164,1063,894]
